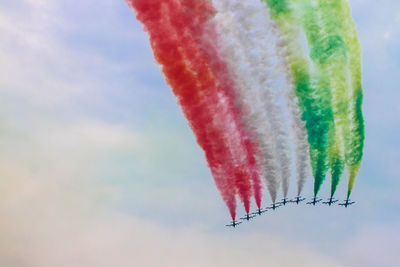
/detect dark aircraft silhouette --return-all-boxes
[323,197,338,206]
[240,213,256,221]
[291,196,306,204]
[339,198,355,208]
[266,203,281,210]
[306,197,322,205]
[251,208,267,216]
[225,220,242,227]
[278,198,290,206]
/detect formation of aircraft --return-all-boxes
[323,197,338,206]
[339,198,355,208]
[226,196,356,227]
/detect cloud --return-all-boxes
[0,158,343,267]
[343,221,400,267]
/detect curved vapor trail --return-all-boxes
[128,0,364,217]
[213,0,281,203]
[331,0,365,198]
[128,0,263,218]
[213,0,309,201]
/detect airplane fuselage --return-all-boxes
[255,209,264,215]
[226,220,241,227]
[307,197,321,205]
[270,204,279,210]
[292,197,305,204]
[240,213,255,221]
[323,197,338,206]
[340,199,355,208]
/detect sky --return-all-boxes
[0,0,399,266]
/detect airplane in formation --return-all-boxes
[225,220,242,227]
[306,197,322,205]
[339,198,355,208]
[291,196,306,204]
[226,196,356,226]
[277,197,290,206]
[266,202,281,210]
[251,208,267,216]
[323,197,338,206]
[240,213,256,221]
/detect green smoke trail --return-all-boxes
[312,0,353,198]
[299,0,340,197]
[342,1,364,199]
[322,0,364,198]
[262,0,333,196]
[264,0,364,198]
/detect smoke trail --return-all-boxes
[262,0,333,197]
[214,0,309,199]
[179,0,263,211]
[212,0,283,203]
[126,0,236,219]
[275,21,310,198]
[288,86,310,197]
[297,0,338,196]
[128,0,265,217]
[302,0,350,198]
[164,0,254,215]
[309,0,364,198]
[333,0,365,198]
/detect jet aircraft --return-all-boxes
[339,198,355,208]
[225,220,242,227]
[251,208,267,216]
[266,203,281,210]
[240,213,256,221]
[291,196,306,205]
[323,197,338,206]
[306,197,322,205]
[278,198,290,206]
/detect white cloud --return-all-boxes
[343,221,400,267]
[0,0,149,110]
[0,159,343,267]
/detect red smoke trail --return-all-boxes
[127,0,263,217]
[127,0,239,218]
[177,0,263,210]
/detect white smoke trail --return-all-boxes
[212,0,309,200]
[274,26,310,197]
[211,1,279,202]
